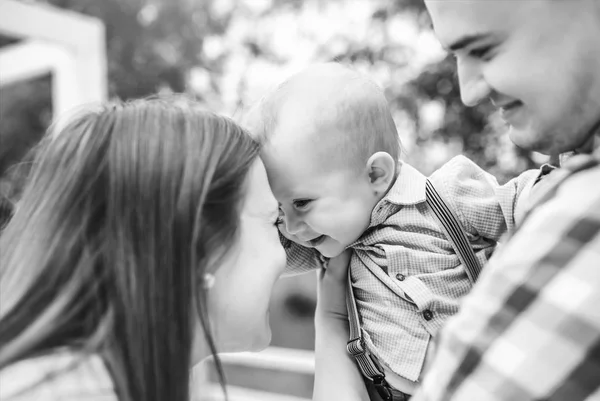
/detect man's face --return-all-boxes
[261,118,377,258]
[426,0,600,155]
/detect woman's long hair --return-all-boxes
[0,95,260,401]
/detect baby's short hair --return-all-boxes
[243,63,401,173]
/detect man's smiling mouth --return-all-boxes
[499,100,522,112]
[498,100,525,125]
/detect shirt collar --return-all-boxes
[362,161,426,231]
[382,161,427,206]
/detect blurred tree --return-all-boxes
[230,0,537,181]
[1,0,538,187]
[1,0,541,361]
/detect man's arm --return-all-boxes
[434,155,541,240]
[312,251,369,401]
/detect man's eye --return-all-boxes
[293,199,312,209]
[469,45,493,60]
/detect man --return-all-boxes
[410,1,600,400]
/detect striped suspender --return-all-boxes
[424,179,482,283]
[345,179,482,389]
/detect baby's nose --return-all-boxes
[284,213,305,235]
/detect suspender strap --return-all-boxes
[346,270,392,399]
[345,179,481,397]
[346,271,386,378]
[424,179,481,284]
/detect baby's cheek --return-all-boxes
[348,205,372,233]
[313,212,337,232]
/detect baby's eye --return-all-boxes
[293,199,312,210]
[469,45,494,60]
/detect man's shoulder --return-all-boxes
[507,157,600,265]
[558,158,600,192]
[553,160,600,214]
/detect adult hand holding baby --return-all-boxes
[315,250,351,324]
[313,250,369,401]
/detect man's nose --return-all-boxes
[457,57,491,107]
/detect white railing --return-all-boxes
[201,385,311,401]
[219,346,315,375]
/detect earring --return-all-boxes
[202,273,216,289]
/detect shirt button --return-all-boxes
[395,273,406,281]
[423,310,434,321]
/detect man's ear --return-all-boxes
[365,152,396,194]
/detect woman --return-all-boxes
[0,95,286,401]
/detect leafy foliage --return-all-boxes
[2,0,537,184]
[1,1,539,356]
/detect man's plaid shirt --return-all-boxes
[283,156,539,382]
[412,152,600,401]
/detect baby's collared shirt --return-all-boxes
[284,155,541,382]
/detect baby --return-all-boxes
[244,63,539,398]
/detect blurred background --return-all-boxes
[0,0,545,400]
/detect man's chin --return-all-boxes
[508,125,554,155]
[509,120,595,156]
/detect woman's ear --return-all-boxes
[365,152,397,194]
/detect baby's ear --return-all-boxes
[366,152,396,193]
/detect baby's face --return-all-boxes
[262,142,378,258]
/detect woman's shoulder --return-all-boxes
[0,350,118,401]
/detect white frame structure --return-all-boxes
[0,0,107,116]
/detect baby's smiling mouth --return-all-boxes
[308,235,326,247]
